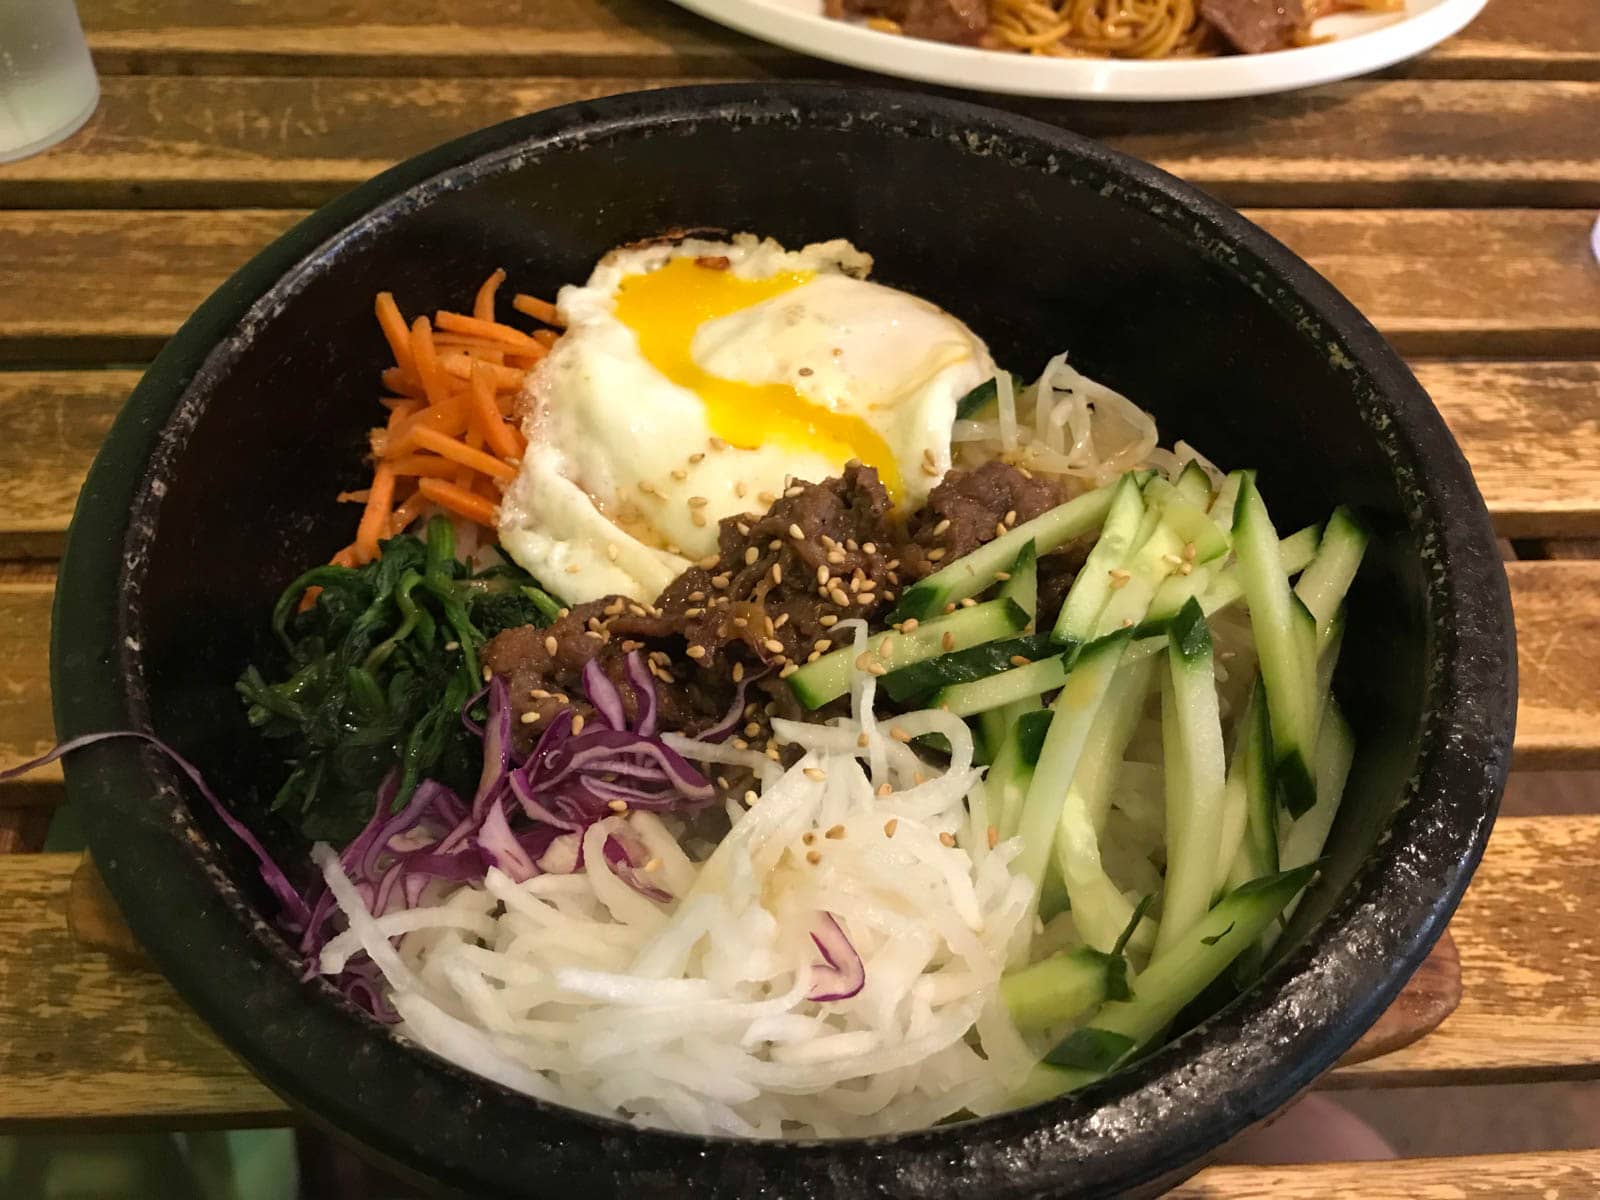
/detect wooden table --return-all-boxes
[3,1,1599,1194]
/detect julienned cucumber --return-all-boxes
[1140,522,1322,634]
[990,706,1052,841]
[1232,472,1319,820]
[891,483,1118,622]
[1002,946,1127,1033]
[1232,680,1279,883]
[999,540,1039,622]
[1012,629,1133,897]
[1052,472,1146,647]
[1018,862,1318,1101]
[1153,600,1228,957]
[786,598,1028,709]
[932,652,1071,717]
[879,634,1055,704]
[1294,505,1368,649]
[1174,461,1213,507]
[955,374,1002,421]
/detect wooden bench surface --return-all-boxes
[4,0,1598,1191]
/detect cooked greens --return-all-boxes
[237,517,558,841]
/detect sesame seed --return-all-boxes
[995,522,1008,539]
[644,858,661,872]
[732,662,745,682]
[827,549,847,565]
[856,592,875,606]
[944,602,957,615]
[744,790,759,806]
[698,554,719,569]
[530,688,550,699]
[608,799,628,812]
[758,490,777,505]
[544,635,559,655]
[789,523,806,540]
[921,461,940,477]
[684,607,704,618]
[689,451,705,464]
[1179,561,1194,576]
[571,714,585,734]
[565,563,582,574]
[764,638,785,654]
[867,663,887,676]
[1163,553,1185,567]
[825,824,846,840]
[712,574,731,589]
[737,522,751,536]
[1183,541,1197,561]
[804,767,826,781]
[1121,617,1135,628]
[819,614,839,627]
[901,618,919,632]
[830,587,851,606]
[933,519,951,536]
[961,597,977,608]
[942,631,956,651]
[806,651,820,663]
[686,645,707,660]
[939,831,957,848]
[744,546,759,565]
[926,548,946,561]
[856,732,871,748]
[671,468,688,481]
[583,629,604,641]
[779,663,798,677]
[629,603,647,617]
[709,437,728,451]
[688,495,708,508]
[803,831,816,845]
[770,563,783,584]
[855,651,874,670]
[520,711,539,725]
[1004,510,1017,526]
[806,849,822,865]
[691,511,707,527]
[863,542,877,555]
[994,571,1011,582]
[883,818,899,837]
[878,636,893,655]
[817,565,831,585]
[768,539,782,551]
[914,771,927,785]
[734,481,748,498]
[987,825,999,849]
[877,783,893,798]
[732,737,748,750]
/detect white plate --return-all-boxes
[668,0,1488,100]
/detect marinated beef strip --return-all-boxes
[484,460,1093,753]
[838,0,988,43]
[1198,0,1307,53]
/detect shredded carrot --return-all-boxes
[531,328,559,348]
[434,310,540,348]
[439,352,524,390]
[375,293,414,374]
[418,477,498,527]
[469,362,522,460]
[473,269,506,322]
[381,452,456,477]
[512,294,563,327]
[380,366,426,399]
[410,426,516,482]
[354,463,398,561]
[389,492,429,535]
[410,316,455,409]
[336,489,372,504]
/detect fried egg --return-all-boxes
[497,235,994,604]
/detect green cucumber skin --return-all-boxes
[932,652,1070,717]
[1175,461,1214,508]
[1023,862,1317,1100]
[1000,539,1039,623]
[1052,472,1147,646]
[892,484,1117,623]
[879,634,1056,703]
[1002,947,1118,1032]
[787,598,1027,710]
[955,375,1000,421]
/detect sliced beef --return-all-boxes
[483,464,902,751]
[900,461,1067,581]
[840,0,988,44]
[1199,0,1307,53]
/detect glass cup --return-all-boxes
[0,0,98,164]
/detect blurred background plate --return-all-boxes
[666,0,1489,100]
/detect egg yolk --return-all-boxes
[613,257,905,503]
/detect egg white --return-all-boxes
[498,235,994,604]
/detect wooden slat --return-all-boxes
[75,0,1600,81]
[1,77,1596,209]
[1,361,1595,553]
[3,210,1598,365]
[0,852,287,1130]
[1416,362,1600,539]
[1174,1150,1600,1198]
[5,816,1596,1129]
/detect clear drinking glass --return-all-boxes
[0,0,98,163]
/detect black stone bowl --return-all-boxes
[52,83,1514,1198]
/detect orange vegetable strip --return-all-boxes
[469,363,522,460]
[532,328,560,348]
[410,426,516,482]
[336,489,372,504]
[512,294,563,327]
[438,352,524,390]
[434,310,540,348]
[389,492,429,535]
[354,463,398,560]
[375,293,414,373]
[410,316,455,409]
[381,366,426,399]
[474,269,506,322]
[454,427,483,490]
[385,453,459,477]
[418,477,498,527]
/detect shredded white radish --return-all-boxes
[318,695,1032,1137]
